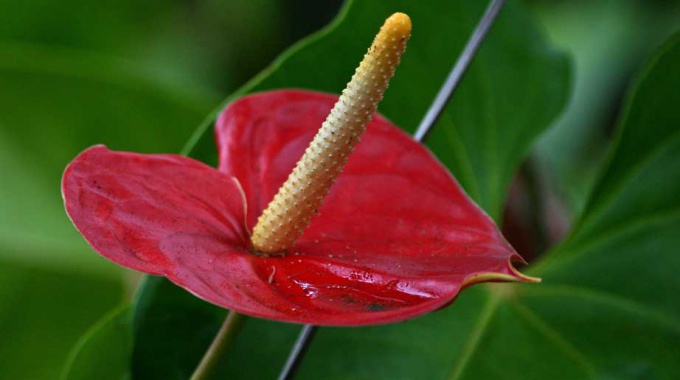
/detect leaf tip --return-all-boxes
[509,254,541,284]
[461,254,541,288]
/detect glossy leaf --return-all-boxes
[452,33,680,379]
[186,0,570,219]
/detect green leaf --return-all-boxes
[0,42,217,273]
[459,33,680,379]
[132,0,570,377]
[62,307,133,380]
[0,260,123,380]
[0,0,289,93]
[184,0,569,220]
[524,27,680,341]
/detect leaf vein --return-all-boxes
[521,284,680,335]
[447,293,499,380]
[530,208,680,275]
[511,302,599,378]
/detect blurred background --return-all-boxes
[0,0,677,378]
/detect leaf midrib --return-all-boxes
[511,301,599,378]
[447,292,499,380]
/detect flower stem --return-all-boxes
[278,325,319,380]
[413,0,506,142]
[190,311,248,380]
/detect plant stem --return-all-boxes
[414,0,506,142]
[278,325,319,380]
[190,311,248,380]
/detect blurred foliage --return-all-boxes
[529,0,680,216]
[0,261,122,379]
[0,0,338,91]
[0,0,678,379]
[61,306,133,380]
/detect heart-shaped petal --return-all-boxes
[63,90,535,326]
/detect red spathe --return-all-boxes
[63,90,532,326]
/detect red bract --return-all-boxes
[63,90,535,326]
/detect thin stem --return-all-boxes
[413,0,506,143]
[275,2,507,379]
[278,325,319,380]
[190,312,248,380]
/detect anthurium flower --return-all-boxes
[62,13,536,326]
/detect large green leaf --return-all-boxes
[446,35,680,379]
[129,0,569,377]
[185,0,569,219]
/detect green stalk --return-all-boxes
[190,312,248,380]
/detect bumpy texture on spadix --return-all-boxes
[251,13,412,253]
[63,89,537,326]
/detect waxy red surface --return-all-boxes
[63,90,534,326]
